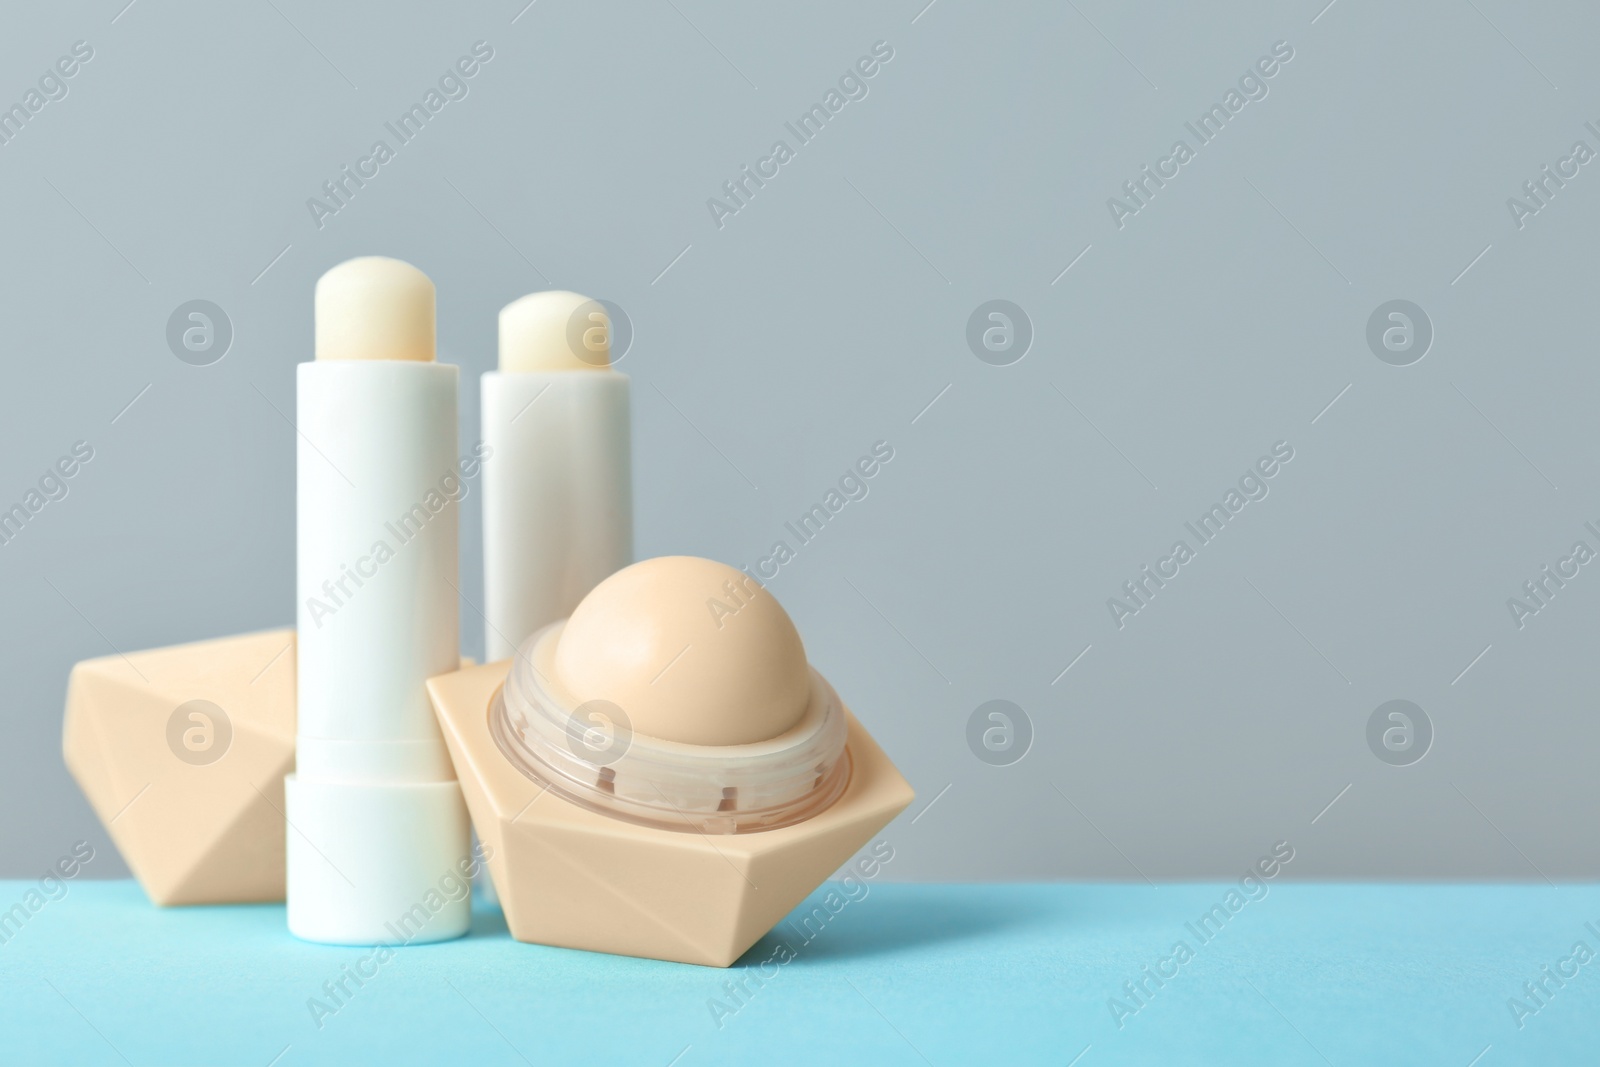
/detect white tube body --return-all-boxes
[482,370,632,662]
[287,360,471,945]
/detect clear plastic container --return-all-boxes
[489,622,851,835]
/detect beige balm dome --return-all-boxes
[553,556,810,747]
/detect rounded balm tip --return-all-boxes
[553,556,810,747]
[499,290,611,372]
[314,256,436,362]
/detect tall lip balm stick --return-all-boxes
[287,256,471,945]
[482,291,632,662]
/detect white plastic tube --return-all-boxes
[286,259,471,945]
[482,293,632,662]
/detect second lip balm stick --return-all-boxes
[481,291,632,661]
[286,256,471,945]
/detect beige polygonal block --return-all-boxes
[63,629,296,905]
[427,660,914,967]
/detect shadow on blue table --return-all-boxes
[431,880,1060,971]
[464,904,511,941]
[734,882,1067,967]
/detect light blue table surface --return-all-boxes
[0,880,1594,1065]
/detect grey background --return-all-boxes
[3,0,1597,883]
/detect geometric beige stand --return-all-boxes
[427,660,915,967]
[63,629,296,905]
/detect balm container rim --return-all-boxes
[489,622,851,834]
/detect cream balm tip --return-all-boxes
[314,256,436,362]
[499,290,611,372]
